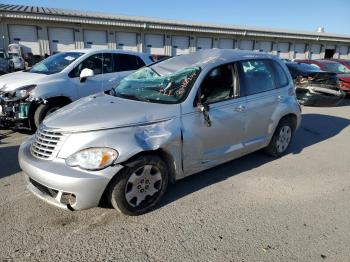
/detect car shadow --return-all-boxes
[158,113,350,209]
[0,145,21,179]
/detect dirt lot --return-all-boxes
[1,100,350,262]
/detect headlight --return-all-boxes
[65,148,118,170]
[15,85,36,98]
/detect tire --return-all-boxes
[265,118,294,157]
[108,155,169,216]
[33,103,62,129]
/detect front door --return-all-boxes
[182,63,246,175]
[69,53,118,98]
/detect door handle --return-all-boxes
[277,95,284,102]
[235,105,246,112]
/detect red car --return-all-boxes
[294,59,350,93]
[327,59,350,70]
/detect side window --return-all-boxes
[113,54,145,72]
[69,53,103,77]
[239,59,275,96]
[199,64,237,104]
[102,53,113,74]
[270,60,289,88]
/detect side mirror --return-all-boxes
[197,103,211,127]
[79,68,94,83]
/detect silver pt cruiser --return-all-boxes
[19,49,301,215]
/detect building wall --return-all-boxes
[1,17,349,60]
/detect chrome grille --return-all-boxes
[30,128,66,160]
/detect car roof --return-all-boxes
[65,48,150,57]
[152,49,277,74]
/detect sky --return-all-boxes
[4,0,350,35]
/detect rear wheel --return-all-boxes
[265,119,294,157]
[108,155,169,216]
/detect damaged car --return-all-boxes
[19,49,301,215]
[0,49,152,130]
[294,59,350,95]
[286,62,345,106]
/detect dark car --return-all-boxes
[286,62,345,106]
[294,59,350,94]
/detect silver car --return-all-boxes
[19,49,301,216]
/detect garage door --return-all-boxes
[294,43,306,59]
[310,44,321,59]
[116,32,138,52]
[172,36,190,55]
[84,30,108,49]
[258,41,272,52]
[145,34,165,55]
[219,39,234,49]
[339,46,349,59]
[239,40,254,50]
[8,25,40,55]
[278,42,290,59]
[197,37,212,50]
[48,28,75,54]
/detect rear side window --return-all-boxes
[239,59,275,96]
[269,60,289,88]
[113,54,145,72]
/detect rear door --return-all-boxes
[238,59,288,152]
[111,53,146,85]
[182,63,246,174]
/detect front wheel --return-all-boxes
[108,155,169,216]
[33,103,62,129]
[265,119,294,157]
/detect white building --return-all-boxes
[0,3,349,59]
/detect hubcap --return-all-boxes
[125,165,162,207]
[276,126,292,153]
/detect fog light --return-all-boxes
[61,192,76,206]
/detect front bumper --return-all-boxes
[19,137,124,210]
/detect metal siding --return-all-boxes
[83,30,108,49]
[48,27,75,54]
[310,44,321,59]
[172,36,190,55]
[115,32,137,51]
[239,40,254,50]
[218,39,234,49]
[196,37,213,50]
[339,46,349,59]
[294,43,306,59]
[145,34,165,55]
[258,41,272,52]
[277,42,290,58]
[8,25,40,55]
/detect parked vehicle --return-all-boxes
[7,43,25,70]
[327,59,350,70]
[286,62,345,106]
[0,50,10,74]
[7,52,25,71]
[294,59,350,94]
[0,49,152,130]
[19,49,301,215]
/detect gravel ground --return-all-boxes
[0,100,350,262]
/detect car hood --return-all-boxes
[43,93,180,132]
[338,73,350,83]
[0,71,47,92]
